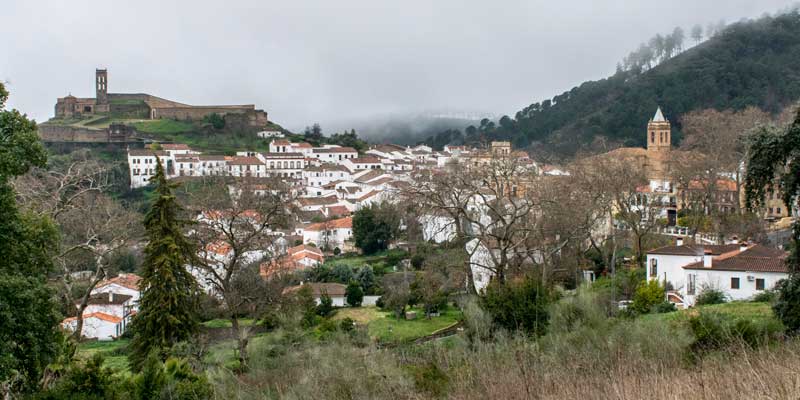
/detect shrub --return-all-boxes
[688,311,783,353]
[695,287,727,305]
[752,290,777,303]
[651,301,677,314]
[410,254,426,270]
[375,296,385,309]
[316,292,334,317]
[333,247,341,256]
[482,276,554,336]
[773,274,800,334]
[631,280,665,314]
[339,317,356,332]
[35,354,116,400]
[345,281,364,307]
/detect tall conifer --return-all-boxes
[129,158,199,371]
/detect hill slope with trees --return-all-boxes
[427,10,800,156]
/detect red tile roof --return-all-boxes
[682,244,788,273]
[305,216,352,231]
[95,274,141,291]
[63,312,123,325]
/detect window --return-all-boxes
[651,132,655,143]
[756,279,765,291]
[687,274,696,295]
[777,208,782,214]
[649,259,657,277]
[731,277,740,289]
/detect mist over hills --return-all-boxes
[328,110,497,145]
[371,10,800,156]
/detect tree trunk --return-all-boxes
[231,317,249,372]
[72,259,106,341]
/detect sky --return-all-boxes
[1,0,796,134]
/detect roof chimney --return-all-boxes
[676,237,684,246]
[108,292,114,302]
[703,249,713,268]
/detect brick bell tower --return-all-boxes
[646,106,671,179]
[95,69,108,104]
[94,68,110,113]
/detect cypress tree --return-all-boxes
[129,158,199,371]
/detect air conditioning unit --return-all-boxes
[747,275,756,282]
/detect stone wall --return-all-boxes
[152,105,255,121]
[38,124,137,143]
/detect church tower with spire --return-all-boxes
[647,106,671,154]
[646,106,671,179]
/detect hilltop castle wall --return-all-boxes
[38,123,137,143]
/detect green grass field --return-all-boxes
[201,318,256,329]
[132,119,194,134]
[645,301,778,325]
[334,306,462,344]
[75,339,131,374]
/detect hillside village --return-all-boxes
[68,106,794,341]
[5,5,800,400]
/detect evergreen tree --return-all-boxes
[129,159,199,371]
[0,83,61,396]
[745,111,800,333]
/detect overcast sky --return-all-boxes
[1,0,795,134]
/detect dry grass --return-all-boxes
[442,339,800,400]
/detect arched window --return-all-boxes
[651,132,655,143]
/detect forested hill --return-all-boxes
[430,11,800,156]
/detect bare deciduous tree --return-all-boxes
[188,176,293,370]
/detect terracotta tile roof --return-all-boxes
[685,179,738,192]
[357,190,381,202]
[261,152,304,159]
[206,241,232,256]
[365,177,393,186]
[313,147,357,153]
[354,170,384,183]
[293,142,313,148]
[272,139,291,145]
[648,244,740,256]
[350,156,381,164]
[63,312,123,325]
[298,196,339,206]
[228,156,263,166]
[682,245,788,273]
[198,155,226,161]
[95,274,141,291]
[284,283,347,297]
[305,216,352,231]
[325,205,350,217]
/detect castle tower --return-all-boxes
[646,106,671,179]
[95,69,108,105]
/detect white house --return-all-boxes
[62,312,125,341]
[303,165,352,187]
[60,273,142,340]
[312,146,358,163]
[343,156,383,172]
[646,241,788,307]
[226,156,265,178]
[259,152,306,178]
[92,273,141,306]
[302,216,353,251]
[420,214,457,243]
[127,149,170,188]
[285,283,348,307]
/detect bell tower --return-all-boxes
[646,106,671,179]
[647,106,671,153]
[95,69,108,105]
